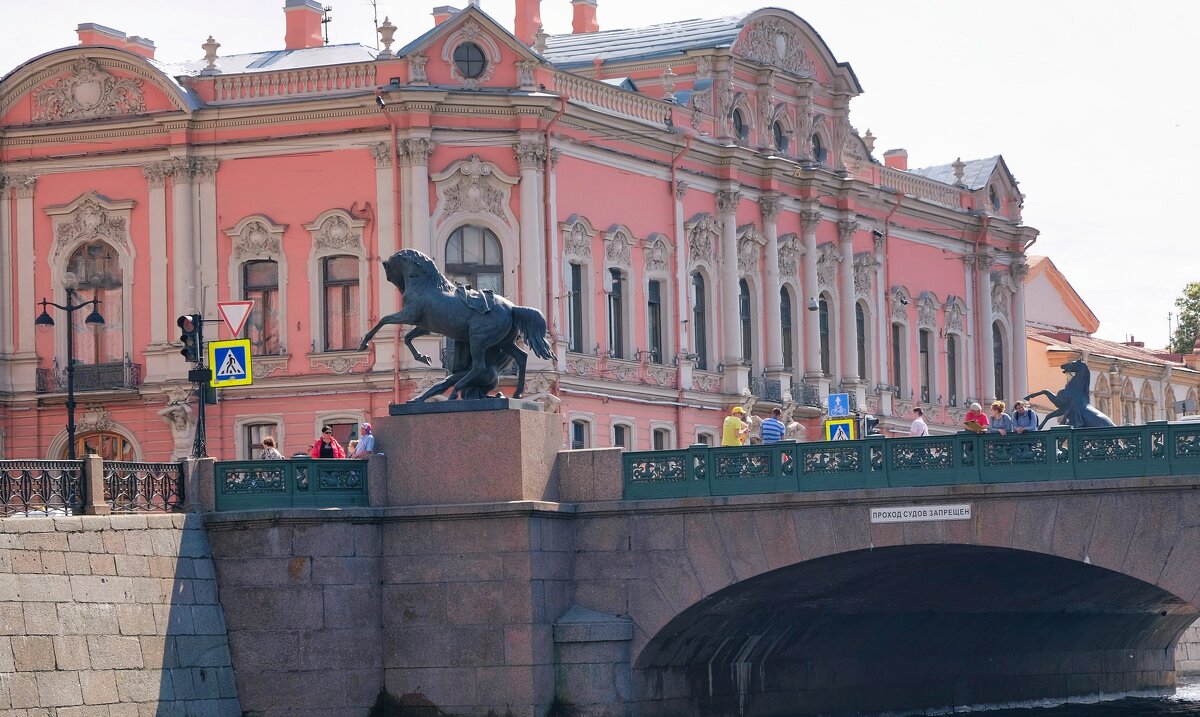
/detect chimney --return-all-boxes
[883,148,908,171]
[514,0,542,46]
[76,23,129,50]
[1122,336,1145,349]
[1184,338,1200,371]
[432,5,457,26]
[124,36,156,59]
[284,0,325,50]
[572,0,599,34]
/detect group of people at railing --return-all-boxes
[255,423,375,461]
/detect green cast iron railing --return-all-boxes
[622,422,1200,500]
[214,458,368,511]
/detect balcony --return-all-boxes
[36,360,142,394]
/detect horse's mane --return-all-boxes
[394,249,455,292]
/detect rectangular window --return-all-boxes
[947,335,959,407]
[571,419,589,449]
[323,256,359,352]
[696,432,712,446]
[647,280,663,364]
[568,264,584,353]
[653,428,670,450]
[891,324,904,394]
[608,268,625,359]
[613,424,628,449]
[242,422,279,460]
[243,261,281,355]
[919,329,931,403]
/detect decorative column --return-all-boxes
[141,162,174,383]
[403,137,435,255]
[170,159,198,315]
[674,181,693,390]
[799,204,824,393]
[194,159,220,321]
[961,255,978,402]
[873,233,891,415]
[836,217,859,385]
[0,176,11,357]
[1010,260,1030,400]
[546,149,563,371]
[717,188,748,394]
[976,250,996,403]
[514,140,547,313]
[371,141,398,372]
[7,175,38,393]
[760,194,788,397]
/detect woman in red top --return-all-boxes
[963,402,990,433]
[310,425,346,458]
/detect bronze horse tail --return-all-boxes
[511,307,554,361]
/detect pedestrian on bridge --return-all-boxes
[722,406,750,446]
[1012,400,1038,433]
[760,408,786,444]
[988,401,1015,436]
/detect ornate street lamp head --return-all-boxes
[85,307,105,326]
[62,271,79,291]
[35,299,54,327]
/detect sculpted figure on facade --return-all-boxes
[51,196,131,262]
[157,400,195,460]
[34,57,145,123]
[777,234,800,278]
[434,154,514,223]
[815,242,840,290]
[687,215,721,267]
[408,54,429,86]
[853,253,878,298]
[737,224,764,273]
[917,295,938,329]
[945,300,965,335]
[643,235,670,273]
[991,271,1016,319]
[604,229,634,269]
[562,218,593,258]
[891,289,911,322]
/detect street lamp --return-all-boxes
[35,276,105,460]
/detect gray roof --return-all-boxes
[171,43,376,76]
[909,156,1000,191]
[542,14,750,67]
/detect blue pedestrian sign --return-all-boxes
[829,392,850,418]
[208,339,253,388]
[824,418,857,442]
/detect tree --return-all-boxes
[1169,282,1200,355]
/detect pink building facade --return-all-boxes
[0,0,1037,461]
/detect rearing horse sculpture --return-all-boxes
[1023,358,1116,429]
[359,249,554,402]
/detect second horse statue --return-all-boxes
[359,249,554,402]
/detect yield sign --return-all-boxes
[217,301,254,337]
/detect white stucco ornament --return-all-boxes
[34,58,145,122]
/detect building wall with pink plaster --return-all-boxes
[0,1,1037,461]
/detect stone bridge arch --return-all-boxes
[568,477,1200,715]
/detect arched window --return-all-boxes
[919,328,933,403]
[812,134,827,165]
[446,224,504,292]
[692,272,708,371]
[773,122,788,153]
[67,241,123,365]
[818,295,831,376]
[323,256,360,352]
[739,279,752,364]
[855,302,868,381]
[992,322,1006,400]
[72,431,135,461]
[607,268,626,359]
[732,109,748,141]
[780,288,793,371]
[243,260,280,355]
[647,279,664,364]
[946,334,960,407]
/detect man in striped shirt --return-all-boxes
[760,408,786,444]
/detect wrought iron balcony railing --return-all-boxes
[36,361,142,394]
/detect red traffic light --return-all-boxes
[177,315,196,332]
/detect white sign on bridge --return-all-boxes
[870,504,972,524]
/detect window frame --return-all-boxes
[691,271,711,371]
[569,415,594,450]
[607,267,628,359]
[818,293,833,377]
[306,210,368,357]
[992,321,1007,402]
[780,286,794,372]
[855,300,869,382]
[452,42,488,80]
[226,215,289,353]
[611,419,635,450]
[445,224,505,294]
[647,278,665,364]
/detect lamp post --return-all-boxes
[35,274,105,461]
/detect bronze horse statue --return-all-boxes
[359,249,554,401]
[1023,358,1115,429]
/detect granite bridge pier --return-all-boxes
[4,409,1200,716]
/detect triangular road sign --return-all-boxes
[831,425,850,441]
[217,301,254,336]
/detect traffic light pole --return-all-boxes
[191,317,208,458]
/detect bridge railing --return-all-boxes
[214,458,368,511]
[622,422,1200,500]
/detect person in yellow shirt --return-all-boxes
[721,406,750,446]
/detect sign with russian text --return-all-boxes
[208,339,253,388]
[870,504,972,524]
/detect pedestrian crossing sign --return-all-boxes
[208,339,253,388]
[824,418,857,442]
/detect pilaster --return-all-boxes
[195,159,220,322]
[837,217,859,384]
[13,175,37,357]
[371,142,399,372]
[674,180,690,388]
[799,205,823,384]
[1010,260,1030,400]
[718,189,748,394]
[170,160,198,315]
[142,161,174,383]
[401,137,435,256]
[515,139,549,369]
[975,250,997,403]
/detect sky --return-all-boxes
[3,0,1198,349]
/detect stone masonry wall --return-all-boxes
[1177,622,1200,674]
[0,513,240,716]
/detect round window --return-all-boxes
[453,42,487,80]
